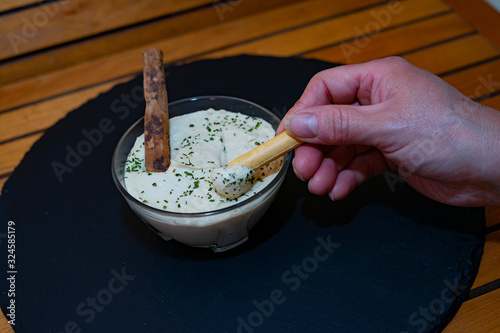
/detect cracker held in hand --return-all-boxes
[143,48,171,172]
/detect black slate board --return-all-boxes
[0,55,484,333]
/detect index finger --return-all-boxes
[278,60,382,134]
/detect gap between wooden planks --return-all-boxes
[402,34,499,76]
[442,288,500,333]
[0,0,438,114]
[1,3,500,189]
[2,51,499,148]
[301,12,474,64]
[0,59,497,182]
[472,229,500,289]
[196,0,450,60]
[0,0,215,60]
[0,134,41,177]
[1,66,500,201]
[1,0,500,331]
[303,33,500,77]
[482,95,500,109]
[443,58,500,100]
[0,0,43,12]
[443,0,500,49]
[0,0,300,86]
[0,76,134,143]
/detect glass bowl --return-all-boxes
[111,96,291,252]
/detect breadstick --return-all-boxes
[227,131,302,170]
[143,48,170,172]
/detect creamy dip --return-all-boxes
[124,109,281,213]
[211,165,256,200]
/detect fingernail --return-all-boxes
[285,113,318,138]
[292,159,305,181]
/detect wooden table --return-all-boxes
[1,0,499,331]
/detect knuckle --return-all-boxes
[318,107,350,144]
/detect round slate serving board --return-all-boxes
[0,55,484,333]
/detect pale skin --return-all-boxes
[277,57,500,207]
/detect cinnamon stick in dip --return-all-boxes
[143,48,170,172]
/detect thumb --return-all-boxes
[284,104,383,146]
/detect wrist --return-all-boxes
[466,103,500,205]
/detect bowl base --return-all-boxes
[210,236,248,253]
[158,233,173,241]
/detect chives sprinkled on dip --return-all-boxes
[124,108,281,213]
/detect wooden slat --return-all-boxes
[471,230,500,289]
[0,0,386,113]
[0,0,43,12]
[0,311,13,333]
[302,12,473,64]
[0,0,298,86]
[0,76,133,143]
[1,70,496,196]
[480,94,500,110]
[0,75,134,178]
[442,288,500,332]
[0,134,41,176]
[0,0,214,60]
[444,0,500,48]
[443,58,500,99]
[199,0,450,60]
[485,206,500,229]
[0,177,6,193]
[402,34,500,75]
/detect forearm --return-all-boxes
[468,102,500,205]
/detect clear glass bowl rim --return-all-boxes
[111,95,292,219]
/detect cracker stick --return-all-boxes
[143,48,170,172]
[227,131,302,170]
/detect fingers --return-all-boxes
[291,144,328,181]
[285,103,386,147]
[277,57,415,200]
[295,58,402,108]
[277,63,372,135]
[329,149,390,200]
[306,145,370,195]
[278,57,416,136]
[293,144,389,200]
[296,64,368,107]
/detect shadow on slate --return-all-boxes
[0,55,484,333]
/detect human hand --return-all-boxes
[278,57,500,207]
